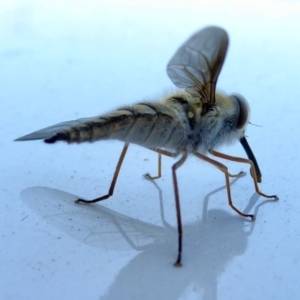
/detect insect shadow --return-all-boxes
[16,26,278,265]
[21,177,273,300]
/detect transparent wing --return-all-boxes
[14,116,99,141]
[22,187,168,251]
[167,26,228,103]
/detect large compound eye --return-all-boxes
[233,95,249,130]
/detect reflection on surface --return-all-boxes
[21,177,272,300]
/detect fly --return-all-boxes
[15,26,278,266]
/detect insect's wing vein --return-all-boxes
[167,26,228,102]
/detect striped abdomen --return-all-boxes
[44,101,188,150]
[53,103,186,148]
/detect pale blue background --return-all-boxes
[1,0,299,299]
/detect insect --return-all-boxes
[16,26,278,266]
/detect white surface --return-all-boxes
[1,1,300,299]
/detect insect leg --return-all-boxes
[75,143,129,204]
[209,150,278,201]
[172,150,188,267]
[143,148,180,180]
[228,171,246,178]
[143,153,162,180]
[149,147,181,158]
[193,151,256,220]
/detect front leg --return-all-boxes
[193,150,256,220]
[209,149,278,200]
